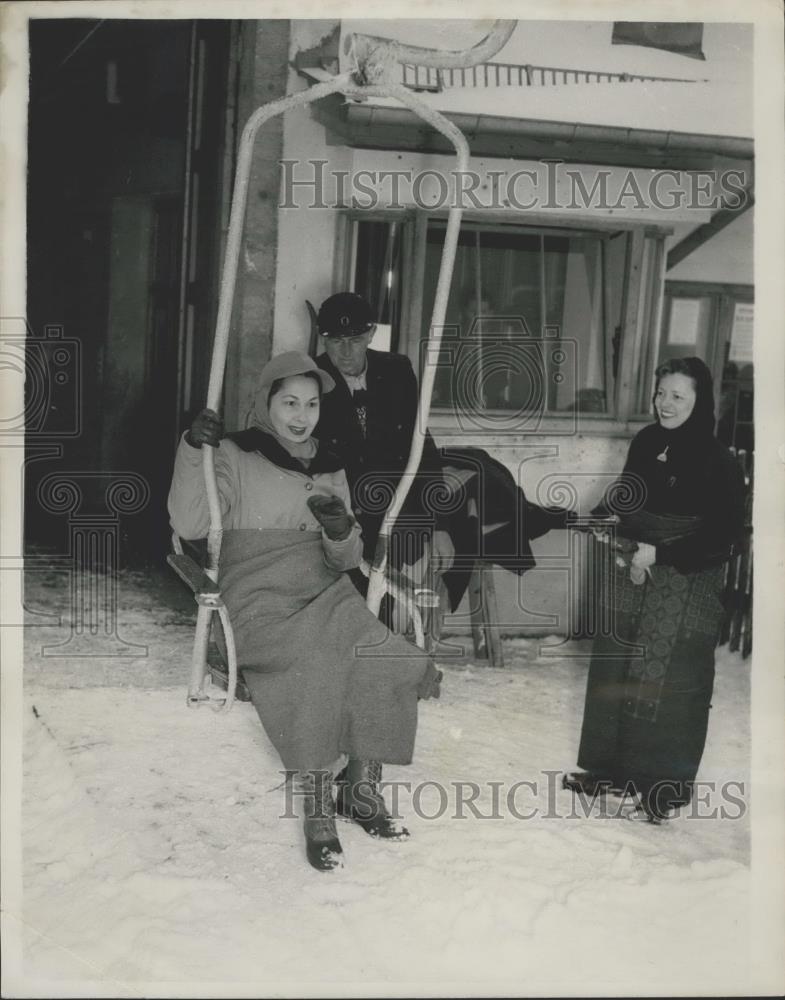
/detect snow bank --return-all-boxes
[14,569,753,995]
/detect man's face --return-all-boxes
[323,330,374,377]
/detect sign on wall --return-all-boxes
[729,302,754,364]
[666,297,702,345]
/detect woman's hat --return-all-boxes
[259,350,335,394]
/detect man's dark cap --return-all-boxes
[317,292,375,337]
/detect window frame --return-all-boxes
[656,280,754,431]
[340,208,672,437]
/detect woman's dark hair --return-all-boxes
[267,371,323,407]
[653,356,716,435]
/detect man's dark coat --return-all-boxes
[315,348,568,609]
[315,349,444,566]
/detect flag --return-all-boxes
[611,22,705,61]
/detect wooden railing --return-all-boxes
[720,449,753,659]
[400,61,701,93]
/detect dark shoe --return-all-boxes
[625,801,677,825]
[298,770,344,872]
[562,771,615,795]
[336,760,410,840]
[608,784,638,799]
[305,829,344,871]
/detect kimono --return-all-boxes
[577,421,746,809]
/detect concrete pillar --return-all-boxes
[224,19,291,429]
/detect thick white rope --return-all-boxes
[360,83,469,618]
[201,78,470,589]
[202,75,357,582]
[193,23,516,705]
[345,21,516,73]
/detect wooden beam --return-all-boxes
[616,227,645,422]
[341,103,754,170]
[480,568,504,669]
[667,185,754,271]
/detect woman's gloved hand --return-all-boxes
[186,408,224,449]
[430,529,455,574]
[630,541,656,585]
[306,494,355,541]
[589,513,620,543]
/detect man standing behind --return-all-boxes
[314,292,455,581]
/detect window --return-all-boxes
[347,215,667,425]
[349,219,406,353]
[421,223,628,418]
[647,282,754,453]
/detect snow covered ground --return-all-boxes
[10,564,757,995]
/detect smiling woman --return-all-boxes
[654,372,697,430]
[565,355,746,822]
[264,374,322,445]
[167,350,440,873]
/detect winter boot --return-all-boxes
[624,800,678,824]
[298,769,344,872]
[562,771,616,796]
[336,759,410,840]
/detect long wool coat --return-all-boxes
[168,431,431,771]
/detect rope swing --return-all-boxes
[191,21,517,709]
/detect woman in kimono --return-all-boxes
[168,351,440,872]
[564,356,746,822]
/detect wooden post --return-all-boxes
[468,565,504,668]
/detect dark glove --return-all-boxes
[306,494,354,541]
[186,408,223,449]
[417,659,443,701]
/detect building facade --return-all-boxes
[263,19,754,631]
[26,18,753,632]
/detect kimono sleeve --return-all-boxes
[656,447,746,573]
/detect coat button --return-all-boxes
[305,482,313,491]
[299,523,307,531]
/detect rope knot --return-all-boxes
[350,38,400,86]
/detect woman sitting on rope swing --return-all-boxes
[168,351,441,873]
